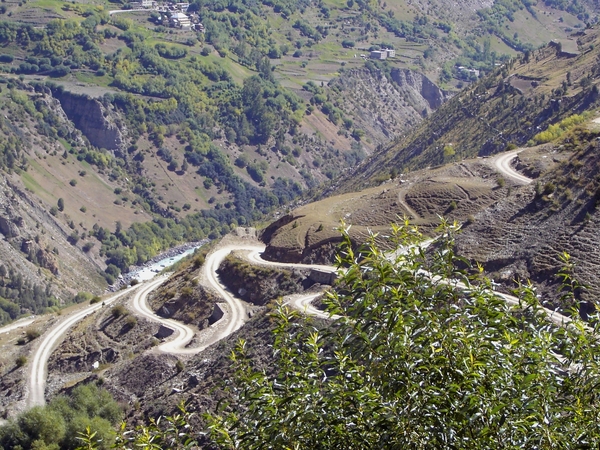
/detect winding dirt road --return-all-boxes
[28,285,139,407]
[21,149,550,408]
[491,149,532,185]
[126,243,339,354]
[125,149,542,355]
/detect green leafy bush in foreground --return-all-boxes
[0,383,121,450]
[206,220,600,449]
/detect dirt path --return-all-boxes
[28,286,139,407]
[0,317,36,335]
[491,149,532,185]
[127,243,338,355]
[397,189,421,220]
[23,208,576,409]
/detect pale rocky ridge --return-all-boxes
[327,67,450,145]
[55,91,126,153]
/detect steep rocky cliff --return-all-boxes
[328,67,449,144]
[55,91,125,152]
[390,68,447,110]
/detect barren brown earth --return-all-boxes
[261,151,526,264]
[263,129,600,315]
[455,131,600,315]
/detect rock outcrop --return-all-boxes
[390,68,447,110]
[217,253,308,305]
[55,91,125,152]
[0,214,19,238]
[21,239,59,275]
[328,67,449,145]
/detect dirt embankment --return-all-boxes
[260,157,513,264]
[147,249,220,330]
[217,254,310,306]
[108,310,278,433]
[47,306,160,376]
[456,136,600,315]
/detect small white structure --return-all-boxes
[370,50,387,60]
[131,0,153,7]
[457,66,480,78]
[170,12,191,28]
[385,48,395,58]
[176,2,189,12]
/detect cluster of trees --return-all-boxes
[0,115,26,172]
[154,43,188,60]
[0,17,109,75]
[90,215,218,283]
[303,80,353,129]
[476,0,537,53]
[0,265,56,325]
[0,383,122,450]
[543,0,590,20]
[220,75,304,146]
[533,113,590,144]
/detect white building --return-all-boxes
[170,12,191,28]
[370,50,387,60]
[131,0,153,7]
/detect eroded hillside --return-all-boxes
[455,128,600,315]
[330,28,600,194]
[260,151,520,263]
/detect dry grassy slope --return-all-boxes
[455,128,600,314]
[0,170,106,302]
[260,154,514,264]
[328,28,600,196]
[0,88,152,263]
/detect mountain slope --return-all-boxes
[455,127,600,315]
[329,28,600,194]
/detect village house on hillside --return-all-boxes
[370,48,395,60]
[170,12,191,28]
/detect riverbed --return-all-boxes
[117,239,209,287]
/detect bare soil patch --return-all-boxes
[261,154,525,263]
